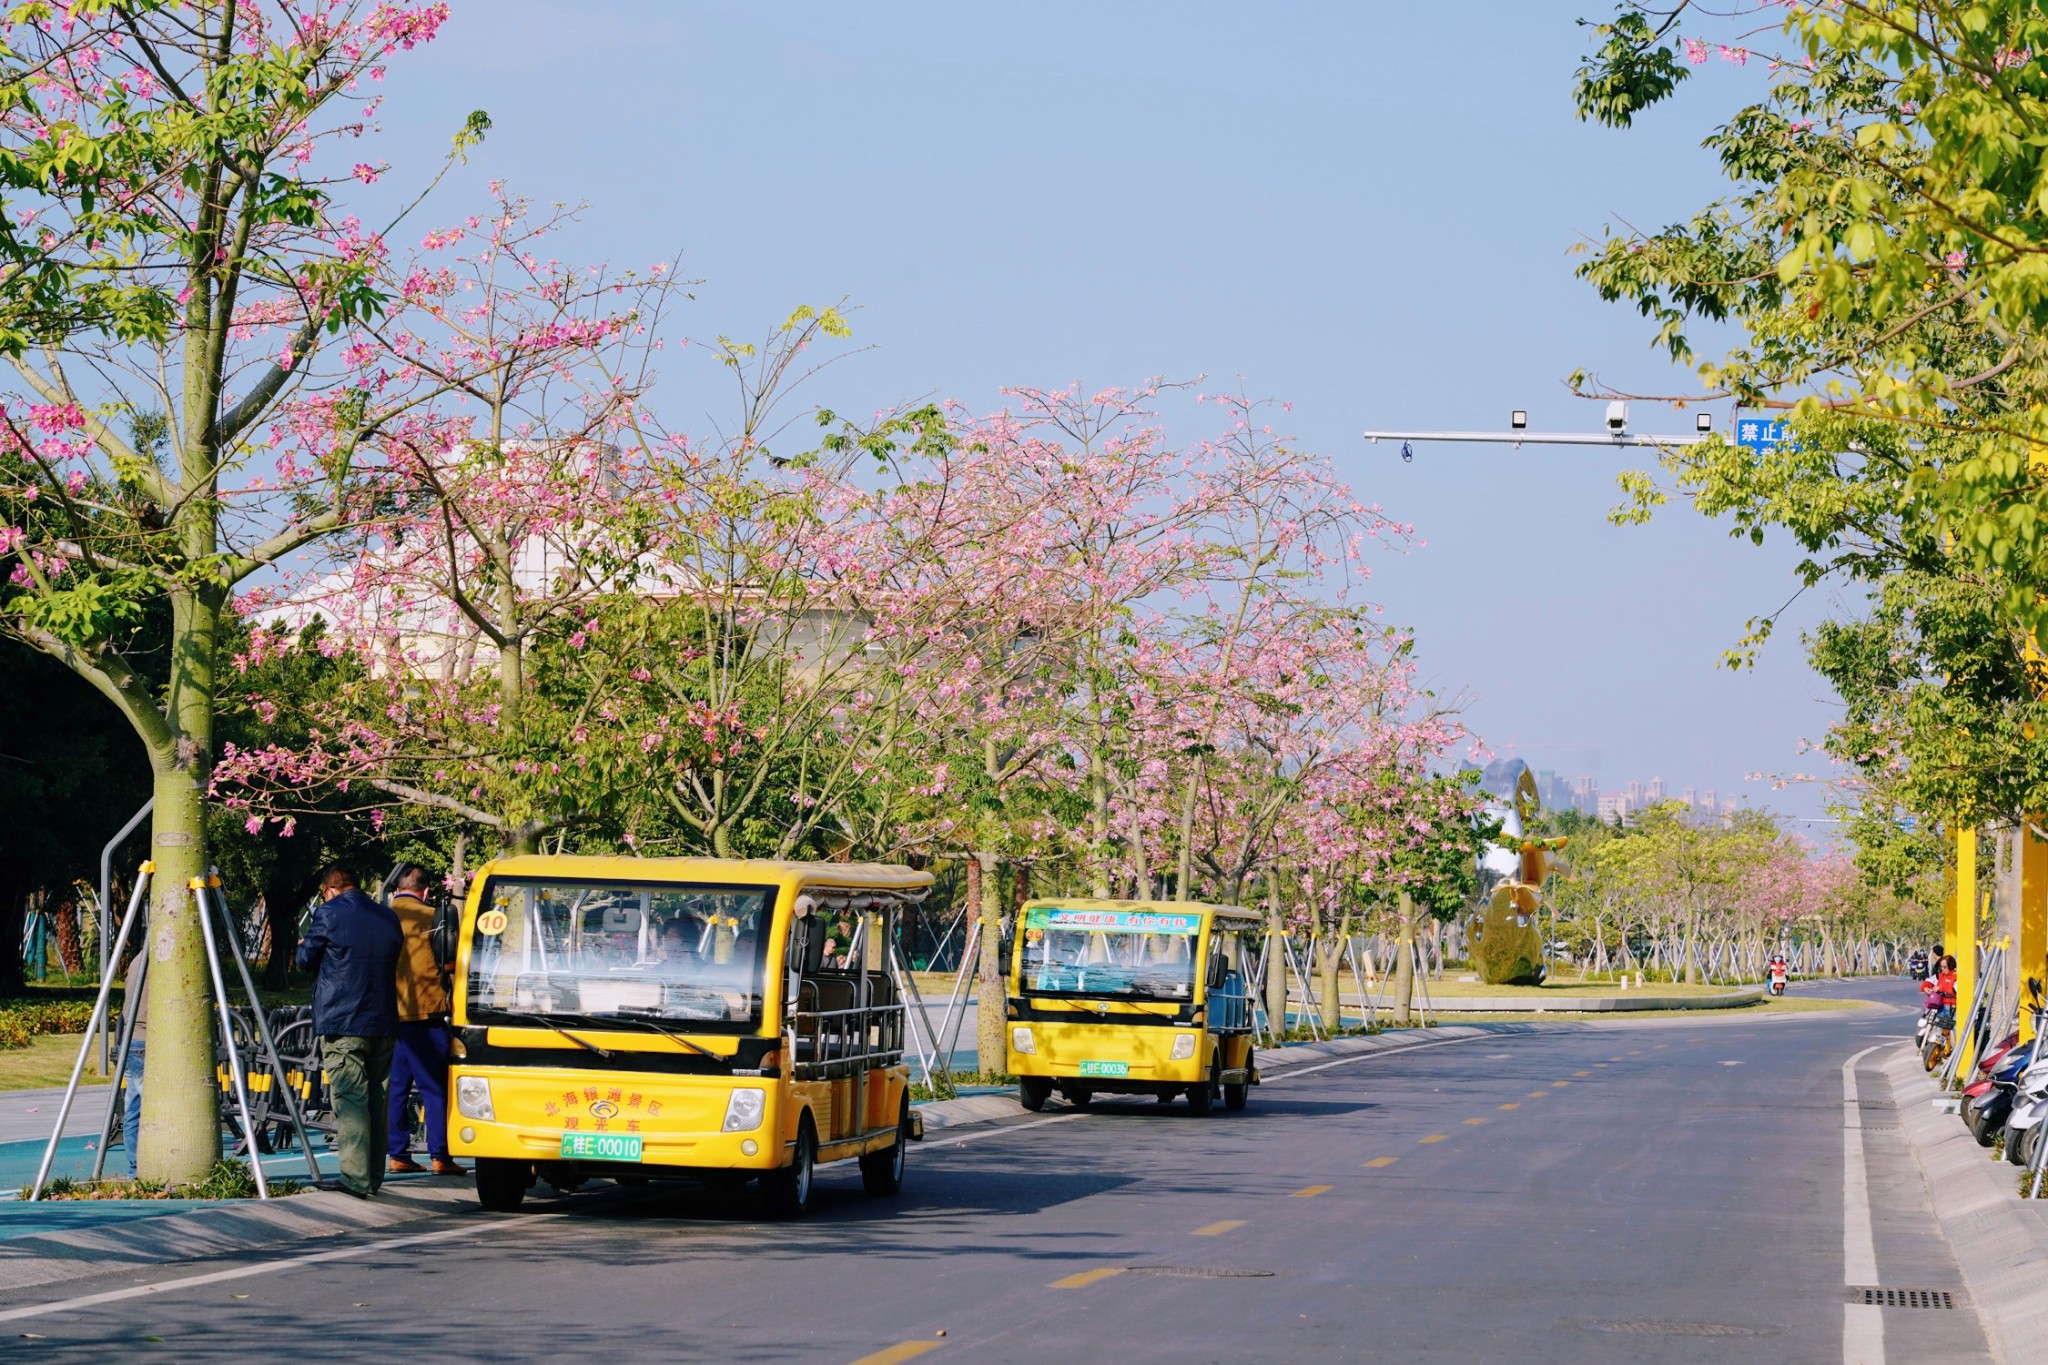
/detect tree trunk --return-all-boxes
[1393,891,1416,1026]
[1317,934,1343,1032]
[138,765,219,1186]
[51,898,82,976]
[973,851,1005,1076]
[260,869,304,991]
[1264,894,1288,1037]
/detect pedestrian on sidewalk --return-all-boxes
[121,953,146,1178]
[296,866,402,1200]
[385,863,464,1178]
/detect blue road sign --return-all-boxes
[1735,417,1788,451]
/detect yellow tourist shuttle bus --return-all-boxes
[1006,898,1260,1113]
[448,855,931,1216]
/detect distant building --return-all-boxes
[1647,776,1666,802]
[1597,793,1630,821]
[1681,786,1697,809]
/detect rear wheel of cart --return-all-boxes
[1224,1051,1251,1112]
[475,1158,530,1212]
[860,1098,910,1196]
[1018,1077,1052,1112]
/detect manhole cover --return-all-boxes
[1578,1320,1768,1337]
[1850,1287,1955,1309]
[1127,1266,1276,1279]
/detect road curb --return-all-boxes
[1884,1046,2048,1363]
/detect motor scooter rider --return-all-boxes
[1766,952,1789,994]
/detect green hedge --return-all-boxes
[0,998,99,1050]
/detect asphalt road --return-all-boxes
[0,978,1994,1363]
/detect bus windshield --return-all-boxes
[466,878,773,1032]
[1019,906,1201,1002]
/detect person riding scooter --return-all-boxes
[1766,953,1789,997]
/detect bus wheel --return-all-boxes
[763,1116,817,1219]
[1064,1086,1093,1110]
[1224,1059,1250,1112]
[861,1099,910,1196]
[1187,1066,1216,1116]
[475,1158,530,1212]
[1019,1077,1052,1112]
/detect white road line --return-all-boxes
[1841,1042,1889,1365]
[0,1214,540,1326]
[1262,1032,1505,1082]
[934,1114,1079,1147]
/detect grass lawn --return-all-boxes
[0,1033,113,1090]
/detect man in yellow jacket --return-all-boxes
[385,864,464,1177]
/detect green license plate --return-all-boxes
[1078,1060,1129,1078]
[559,1132,643,1162]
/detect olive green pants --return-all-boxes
[321,1036,395,1195]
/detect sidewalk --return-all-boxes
[1885,1045,2048,1363]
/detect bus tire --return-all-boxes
[1065,1086,1092,1110]
[861,1099,910,1197]
[1019,1077,1052,1112]
[1224,1052,1251,1111]
[475,1158,530,1212]
[763,1115,817,1219]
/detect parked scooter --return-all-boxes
[1997,982,2048,1166]
[1964,1034,2033,1147]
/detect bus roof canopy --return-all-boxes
[1018,896,1260,928]
[473,854,933,896]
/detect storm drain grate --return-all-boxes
[1578,1320,1767,1337]
[1851,1287,1955,1310]
[1127,1266,1276,1279]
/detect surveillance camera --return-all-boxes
[1605,401,1627,434]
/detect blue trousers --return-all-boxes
[123,1040,145,1177]
[386,1020,450,1159]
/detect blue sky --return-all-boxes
[361,2,1839,821]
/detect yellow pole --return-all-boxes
[1956,826,1980,1073]
[2023,825,2048,1043]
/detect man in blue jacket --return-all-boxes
[297,866,403,1199]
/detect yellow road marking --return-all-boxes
[1290,1184,1333,1198]
[1594,1062,1609,1068]
[1574,1071,1591,1077]
[1553,1080,1572,1086]
[1192,1220,1245,1236]
[1363,1156,1398,1167]
[1463,1117,1487,1126]
[1050,1268,1127,1289]
[1419,1134,1448,1144]
[1529,1090,1549,1098]
[1498,1102,1519,1110]
[849,1343,943,1365]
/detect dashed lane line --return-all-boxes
[1192,1220,1245,1236]
[1418,1135,1448,1145]
[1290,1185,1333,1198]
[848,1343,943,1365]
[1363,1157,1398,1168]
[1051,1268,1127,1289]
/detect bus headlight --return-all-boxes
[1012,1026,1035,1055]
[455,1075,494,1122]
[1170,1033,1197,1061]
[723,1087,766,1133]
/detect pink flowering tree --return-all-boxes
[0,1,475,1184]
[216,190,694,860]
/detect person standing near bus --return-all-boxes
[385,864,464,1177]
[297,866,402,1200]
